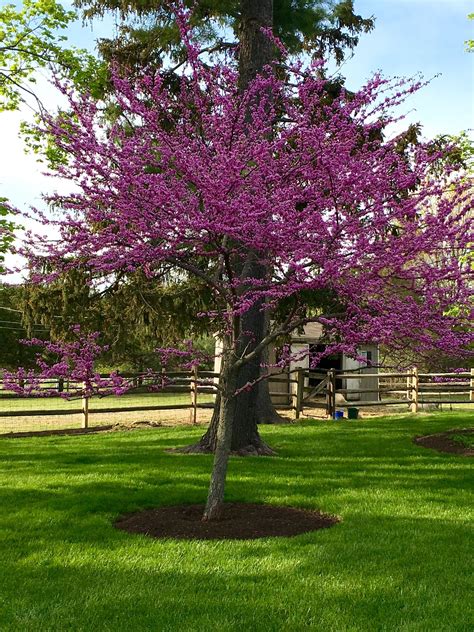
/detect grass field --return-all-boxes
[0,412,472,631]
[0,390,214,413]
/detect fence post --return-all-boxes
[290,370,297,419]
[410,367,419,414]
[294,369,304,420]
[81,382,89,429]
[326,369,336,418]
[470,368,474,402]
[189,366,198,425]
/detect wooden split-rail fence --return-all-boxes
[307,367,474,418]
[0,369,298,432]
[0,367,473,434]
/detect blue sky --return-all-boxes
[343,0,473,138]
[62,0,474,139]
[1,0,473,215]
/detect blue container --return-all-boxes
[334,410,344,420]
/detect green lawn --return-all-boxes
[0,412,472,631]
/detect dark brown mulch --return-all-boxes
[114,502,340,540]
[169,441,276,457]
[413,428,474,456]
[0,420,162,439]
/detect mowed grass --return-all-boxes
[0,412,472,631]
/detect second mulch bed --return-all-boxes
[115,502,340,540]
[414,428,473,456]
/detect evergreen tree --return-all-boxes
[0,284,45,369]
[21,270,215,371]
[75,0,374,67]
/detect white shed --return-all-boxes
[289,322,379,402]
[214,322,379,404]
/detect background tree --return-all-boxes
[0,0,105,111]
[0,198,16,274]
[75,0,374,67]
[0,199,25,368]
[466,13,473,51]
[21,269,215,370]
[380,129,474,373]
[0,283,47,369]
[71,0,373,434]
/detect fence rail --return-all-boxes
[0,370,296,435]
[315,367,474,417]
[0,367,473,434]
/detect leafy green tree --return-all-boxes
[466,13,473,51]
[0,0,107,111]
[0,198,16,274]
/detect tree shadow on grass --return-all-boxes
[0,511,471,631]
[1,414,472,514]
[0,414,472,629]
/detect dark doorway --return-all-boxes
[308,344,343,390]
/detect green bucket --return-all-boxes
[347,407,359,420]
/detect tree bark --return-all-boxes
[179,259,277,456]
[202,369,237,521]
[238,0,274,92]
[236,0,286,426]
[254,312,287,424]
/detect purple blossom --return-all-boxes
[2,327,126,398]
[9,25,474,380]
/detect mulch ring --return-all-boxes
[115,502,340,540]
[0,420,163,439]
[413,428,474,456]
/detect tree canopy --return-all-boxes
[13,17,474,517]
[20,270,215,370]
[0,0,106,111]
[75,0,374,67]
[0,199,17,274]
[0,283,46,369]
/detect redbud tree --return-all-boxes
[2,327,126,398]
[19,34,473,519]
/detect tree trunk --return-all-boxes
[238,0,274,91]
[255,312,287,424]
[236,0,286,425]
[179,259,277,456]
[202,369,237,521]
[255,357,288,424]
[179,0,285,456]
